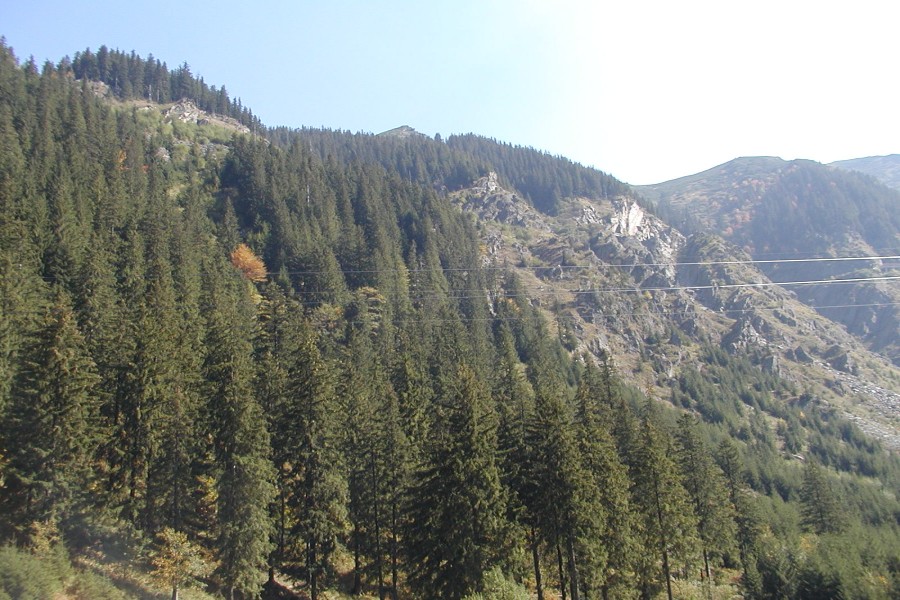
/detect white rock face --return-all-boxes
[577,205,601,224]
[474,171,500,195]
[610,201,646,238]
[163,99,252,134]
[601,199,684,283]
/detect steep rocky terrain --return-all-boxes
[455,171,900,448]
[638,157,900,365]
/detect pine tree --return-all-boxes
[340,294,412,599]
[493,324,542,599]
[716,438,764,594]
[0,250,46,420]
[256,283,294,583]
[0,290,100,535]
[631,404,699,600]
[674,413,738,583]
[203,263,275,600]
[405,364,512,599]
[525,360,603,600]
[341,298,383,596]
[278,315,347,600]
[377,379,412,600]
[799,460,846,535]
[573,360,637,599]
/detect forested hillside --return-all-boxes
[1,40,899,600]
[640,157,900,363]
[831,154,900,191]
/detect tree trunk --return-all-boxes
[270,482,286,584]
[390,500,399,600]
[352,521,362,595]
[309,542,318,600]
[566,535,580,600]
[653,474,674,600]
[171,583,178,600]
[530,526,544,600]
[372,455,384,600]
[556,542,567,600]
[662,546,673,600]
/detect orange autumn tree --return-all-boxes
[230,243,268,282]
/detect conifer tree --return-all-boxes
[390,326,432,453]
[101,220,144,513]
[377,380,412,600]
[674,413,738,583]
[405,364,512,599]
[631,404,699,600]
[0,250,46,419]
[256,283,294,582]
[525,359,603,600]
[492,324,542,598]
[341,298,383,595]
[278,314,347,600]
[573,360,637,599]
[203,263,275,600]
[799,460,846,535]
[716,438,764,594]
[0,290,99,535]
[340,295,412,599]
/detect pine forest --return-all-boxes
[0,41,899,600]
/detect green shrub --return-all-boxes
[67,569,129,600]
[0,545,64,600]
[462,567,530,600]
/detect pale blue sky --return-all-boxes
[4,0,899,184]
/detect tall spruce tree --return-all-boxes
[203,261,275,600]
[493,323,543,599]
[0,290,100,536]
[341,296,384,596]
[573,360,637,599]
[716,438,764,594]
[340,293,411,599]
[282,315,347,600]
[525,359,604,600]
[256,283,295,583]
[405,364,512,599]
[631,404,699,600]
[799,460,846,535]
[674,413,738,583]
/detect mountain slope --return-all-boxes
[831,154,900,190]
[639,157,900,364]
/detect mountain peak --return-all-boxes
[377,125,424,139]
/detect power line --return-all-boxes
[278,273,900,305]
[29,252,900,285]
[246,253,900,277]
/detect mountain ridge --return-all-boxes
[638,157,900,363]
[830,153,900,190]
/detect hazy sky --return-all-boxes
[4,0,899,184]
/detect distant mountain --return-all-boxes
[377,124,427,138]
[831,154,900,190]
[639,157,900,363]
